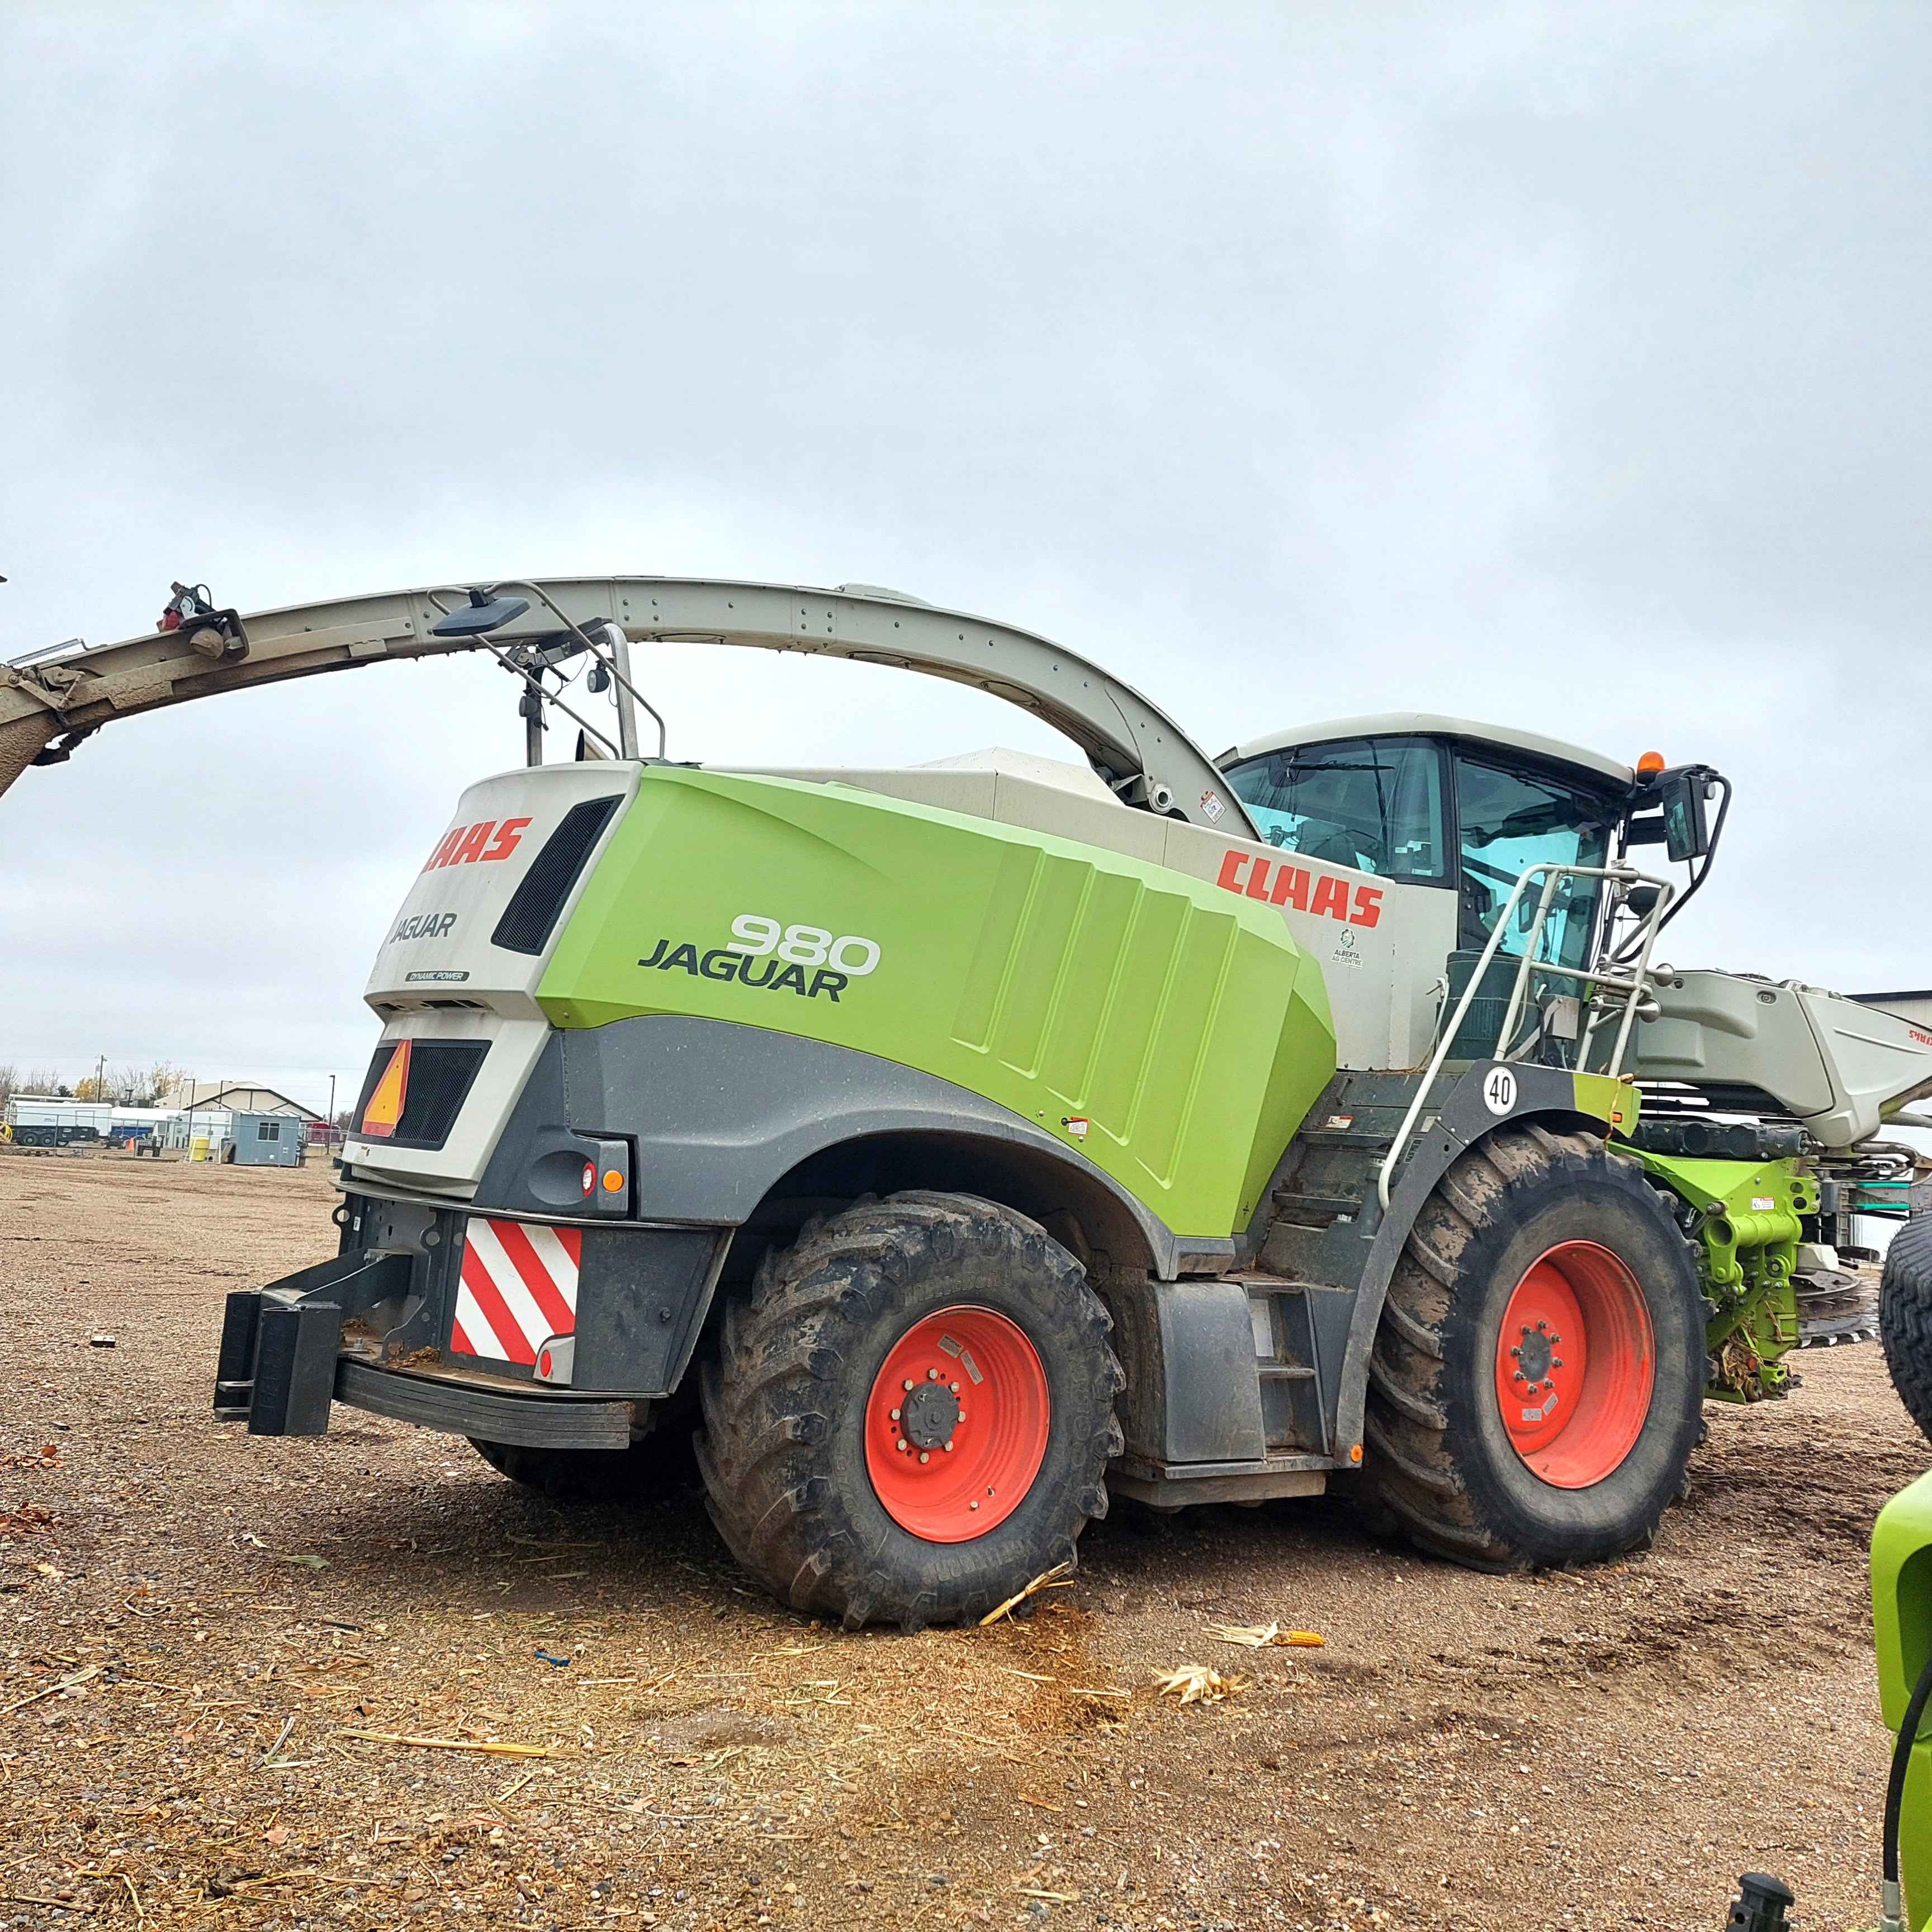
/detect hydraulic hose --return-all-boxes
[1880,1645,1932,1930]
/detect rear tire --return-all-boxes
[1362,1124,1704,1570]
[696,1191,1124,1630]
[1880,1216,1932,1442]
[468,1427,697,1504]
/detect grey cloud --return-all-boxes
[3,1,1928,1095]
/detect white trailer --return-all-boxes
[5,1096,113,1146]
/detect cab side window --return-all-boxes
[1453,756,1612,967]
[1225,739,1446,880]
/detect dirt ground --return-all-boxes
[0,1153,1922,1932]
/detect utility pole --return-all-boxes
[328,1074,338,1149]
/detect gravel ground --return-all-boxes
[0,1151,1922,1932]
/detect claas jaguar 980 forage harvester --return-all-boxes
[4,575,1929,1628]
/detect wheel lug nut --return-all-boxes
[918,1451,930,1464]
[1552,1359,1563,1369]
[903,1380,915,1391]
[969,1500,979,1511]
[949,1381,959,1393]
[889,1408,901,1420]
[927,1368,940,1380]
[943,1441,954,1452]
[1509,1346,1521,1358]
[896,1439,908,1452]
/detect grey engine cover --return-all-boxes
[1635,969,1932,1147]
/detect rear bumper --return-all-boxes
[333,1359,632,1448]
[214,1271,638,1448]
[212,1209,726,1445]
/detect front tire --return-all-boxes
[1363,1124,1705,1570]
[1880,1216,1932,1442]
[696,1191,1124,1630]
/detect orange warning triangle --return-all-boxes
[359,1040,411,1138]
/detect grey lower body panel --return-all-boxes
[471,1014,1194,1278]
[334,1358,633,1448]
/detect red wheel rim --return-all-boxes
[1494,1240,1654,1489]
[864,1305,1050,1543]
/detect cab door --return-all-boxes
[1449,753,1619,974]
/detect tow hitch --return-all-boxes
[213,1249,409,1434]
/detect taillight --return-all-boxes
[359,1040,411,1139]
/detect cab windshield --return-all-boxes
[1454,755,1614,969]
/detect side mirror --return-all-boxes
[1660,770,1712,863]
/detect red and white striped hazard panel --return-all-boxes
[451,1218,581,1366]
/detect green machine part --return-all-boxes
[1628,1151,1817,1401]
[1873,1472,1932,1929]
[540,766,1339,1240]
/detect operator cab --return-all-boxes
[1219,713,1635,975]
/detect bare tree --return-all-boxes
[0,1064,16,1109]
[22,1066,65,1096]
[145,1062,189,1107]
[99,1062,171,1105]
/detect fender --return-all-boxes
[1330,1062,1638,1459]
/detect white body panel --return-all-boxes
[1225,711,1634,788]
[1859,992,1932,1031]
[340,763,637,1196]
[1637,970,1932,1147]
[360,761,640,1015]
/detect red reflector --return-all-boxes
[538,1348,552,1377]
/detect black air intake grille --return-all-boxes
[351,1040,489,1151]
[491,796,623,955]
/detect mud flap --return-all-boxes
[214,1249,411,1436]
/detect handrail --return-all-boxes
[1374,860,1674,1210]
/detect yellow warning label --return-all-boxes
[360,1040,411,1139]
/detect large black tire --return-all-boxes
[1880,1217,1932,1442]
[468,1426,698,1504]
[1363,1124,1706,1570]
[696,1191,1124,1630]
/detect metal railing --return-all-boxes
[1374,860,1675,1210]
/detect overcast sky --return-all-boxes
[3,2,1929,1114]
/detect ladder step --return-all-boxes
[1271,1191,1361,1215]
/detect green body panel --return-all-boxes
[1573,1072,1641,1137]
[538,768,1338,1238]
[1628,1150,1816,1400]
[1874,1472,1932,1928]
